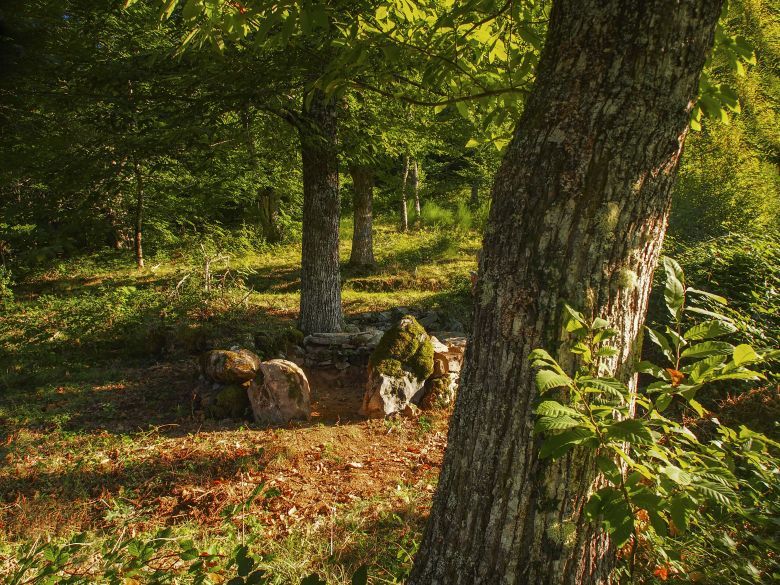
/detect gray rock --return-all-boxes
[359,369,426,418]
[247,359,311,425]
[343,323,361,334]
[200,349,261,384]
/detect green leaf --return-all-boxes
[732,344,760,366]
[685,306,734,322]
[538,428,595,459]
[669,494,693,533]
[645,327,674,362]
[536,401,580,418]
[661,465,692,486]
[535,370,572,393]
[687,287,727,305]
[562,303,587,331]
[655,393,673,412]
[662,256,685,318]
[534,415,582,432]
[605,419,654,445]
[636,360,665,379]
[351,565,369,585]
[681,341,734,359]
[683,319,737,341]
[695,480,735,507]
[455,100,470,120]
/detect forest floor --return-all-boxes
[0,223,480,583]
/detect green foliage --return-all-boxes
[0,266,14,308]
[418,201,453,228]
[665,232,780,348]
[531,259,779,583]
[5,480,372,584]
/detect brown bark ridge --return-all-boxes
[400,153,410,232]
[298,89,343,334]
[408,1,722,584]
[349,165,376,267]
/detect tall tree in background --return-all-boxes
[408,1,722,583]
[348,165,375,267]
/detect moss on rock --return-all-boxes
[369,316,434,381]
[208,385,251,419]
[254,326,305,359]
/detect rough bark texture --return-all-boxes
[349,165,375,267]
[132,158,144,270]
[411,159,421,220]
[400,154,410,232]
[298,90,343,334]
[408,1,721,584]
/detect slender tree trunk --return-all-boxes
[408,2,721,584]
[132,158,144,269]
[242,106,280,242]
[349,165,375,267]
[411,159,421,223]
[400,153,409,232]
[298,89,342,334]
[469,178,480,209]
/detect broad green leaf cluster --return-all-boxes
[531,258,779,581]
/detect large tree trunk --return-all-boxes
[400,153,409,232]
[408,1,721,584]
[298,90,343,334]
[242,105,280,243]
[411,159,421,221]
[132,158,144,270]
[349,165,375,267]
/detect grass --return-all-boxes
[0,221,476,583]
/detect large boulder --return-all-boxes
[208,384,252,420]
[360,316,434,417]
[248,359,311,425]
[200,349,261,384]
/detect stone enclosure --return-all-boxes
[194,309,466,425]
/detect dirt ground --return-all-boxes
[0,357,449,544]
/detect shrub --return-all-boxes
[531,258,780,584]
[473,200,491,232]
[0,266,14,308]
[419,201,454,228]
[453,201,473,232]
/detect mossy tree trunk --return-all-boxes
[349,165,375,267]
[408,1,721,584]
[298,89,342,334]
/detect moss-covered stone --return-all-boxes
[368,316,434,381]
[207,385,251,419]
[200,349,261,384]
[254,326,305,359]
